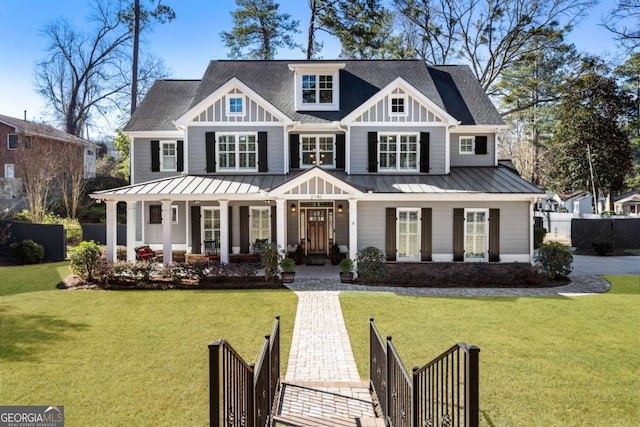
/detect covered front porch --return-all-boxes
[91,167,364,264]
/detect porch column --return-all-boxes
[126,201,137,261]
[276,199,286,250]
[105,200,117,262]
[161,200,172,264]
[219,200,229,264]
[348,199,358,261]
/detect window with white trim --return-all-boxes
[160,141,177,171]
[171,205,178,224]
[250,207,270,244]
[301,135,335,168]
[390,96,407,116]
[459,137,474,154]
[7,134,18,150]
[202,208,220,242]
[397,208,420,260]
[465,209,488,260]
[5,164,15,178]
[302,74,333,104]
[379,133,418,171]
[218,133,257,171]
[227,96,244,116]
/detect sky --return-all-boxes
[0,0,623,138]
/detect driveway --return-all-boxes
[571,254,640,276]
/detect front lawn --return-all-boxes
[341,275,640,426]
[0,262,298,426]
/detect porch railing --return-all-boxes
[209,316,280,427]
[369,318,480,427]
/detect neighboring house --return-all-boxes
[560,191,593,214]
[0,114,97,182]
[614,190,640,216]
[91,60,543,264]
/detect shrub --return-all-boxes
[339,257,354,273]
[10,239,45,264]
[116,246,127,260]
[280,257,296,273]
[356,246,388,283]
[261,242,283,281]
[69,240,103,281]
[535,242,573,279]
[591,240,614,256]
[534,225,547,249]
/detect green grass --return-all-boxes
[0,262,298,426]
[340,275,640,427]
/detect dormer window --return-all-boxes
[289,63,344,111]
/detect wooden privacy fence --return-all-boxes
[370,318,480,427]
[571,218,640,249]
[209,316,280,427]
[81,223,127,246]
[2,221,66,261]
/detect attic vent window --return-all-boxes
[390,96,407,116]
[227,96,244,116]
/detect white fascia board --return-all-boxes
[359,193,543,202]
[342,77,458,125]
[174,77,292,127]
[450,125,509,133]
[268,167,364,198]
[126,130,184,139]
[287,63,346,72]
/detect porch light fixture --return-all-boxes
[337,204,343,213]
[291,203,296,212]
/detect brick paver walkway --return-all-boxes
[274,288,384,427]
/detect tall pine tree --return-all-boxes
[221,0,300,60]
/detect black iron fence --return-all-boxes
[209,316,280,427]
[369,318,480,427]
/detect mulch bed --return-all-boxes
[58,275,285,290]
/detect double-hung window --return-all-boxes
[5,164,15,178]
[218,133,257,171]
[202,208,221,242]
[465,209,488,261]
[397,209,420,261]
[160,141,177,171]
[302,74,333,105]
[7,134,18,150]
[379,133,418,171]
[301,135,334,168]
[250,207,270,244]
[459,137,474,154]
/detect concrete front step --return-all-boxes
[273,381,385,427]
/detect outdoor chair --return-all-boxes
[134,245,161,262]
[203,240,220,265]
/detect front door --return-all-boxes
[307,209,326,254]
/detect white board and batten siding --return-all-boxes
[352,88,445,124]
[357,201,531,262]
[191,89,281,124]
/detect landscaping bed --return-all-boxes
[368,262,567,288]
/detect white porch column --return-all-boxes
[276,199,286,250]
[126,201,137,261]
[219,200,229,264]
[348,199,358,261]
[161,200,172,264]
[105,200,117,262]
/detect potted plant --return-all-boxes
[329,243,341,265]
[280,257,296,283]
[294,244,305,265]
[339,257,354,283]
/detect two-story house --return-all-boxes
[92,60,543,265]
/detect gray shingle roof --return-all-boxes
[124,60,505,131]
[93,166,541,197]
[0,114,91,145]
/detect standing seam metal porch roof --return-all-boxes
[92,166,542,198]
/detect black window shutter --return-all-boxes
[239,206,249,253]
[385,207,396,261]
[258,131,268,172]
[289,134,300,169]
[177,140,184,172]
[475,136,488,155]
[151,140,160,172]
[191,206,201,254]
[335,134,345,169]
[271,206,277,243]
[453,208,465,262]
[421,208,432,261]
[420,132,430,173]
[205,132,216,172]
[489,209,500,262]
[368,132,378,172]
